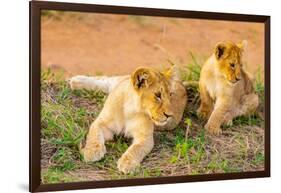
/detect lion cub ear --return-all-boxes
[131,68,153,90]
[214,42,227,60]
[237,40,248,51]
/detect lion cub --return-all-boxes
[198,40,259,135]
[70,67,187,173]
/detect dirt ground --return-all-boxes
[41,11,265,77]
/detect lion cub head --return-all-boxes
[214,40,247,84]
[131,67,175,126]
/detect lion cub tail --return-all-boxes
[69,75,129,93]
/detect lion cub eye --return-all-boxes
[230,63,235,69]
[170,92,175,97]
[155,92,162,101]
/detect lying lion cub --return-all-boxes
[198,40,259,135]
[70,67,187,173]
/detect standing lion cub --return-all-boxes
[198,40,259,135]
[70,67,187,173]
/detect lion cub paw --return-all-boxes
[197,108,210,119]
[204,122,222,135]
[81,143,106,162]
[223,119,233,127]
[69,75,87,90]
[117,154,139,174]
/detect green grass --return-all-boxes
[42,168,79,184]
[41,69,108,183]
[251,152,265,165]
[170,127,205,165]
[255,66,265,102]
[207,159,239,173]
[181,52,202,82]
[41,54,265,183]
[231,114,263,127]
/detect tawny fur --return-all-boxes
[198,40,259,135]
[69,67,187,173]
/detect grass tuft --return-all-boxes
[181,52,202,82]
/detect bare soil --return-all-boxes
[41,12,264,77]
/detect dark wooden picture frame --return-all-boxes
[30,0,270,192]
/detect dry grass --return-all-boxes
[40,66,264,184]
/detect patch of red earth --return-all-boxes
[41,13,264,78]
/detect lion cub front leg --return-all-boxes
[117,118,154,174]
[117,136,154,174]
[198,85,213,119]
[205,98,232,135]
[80,120,109,162]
